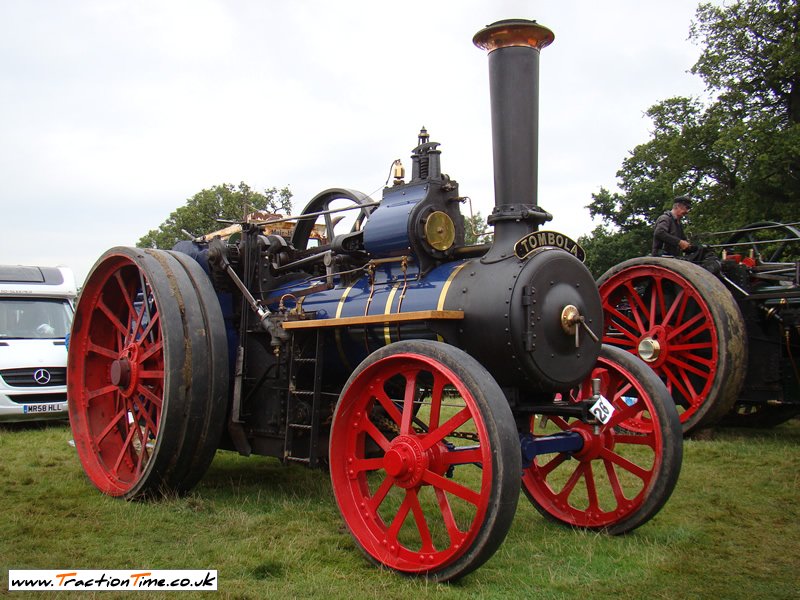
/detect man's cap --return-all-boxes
[673,195,692,208]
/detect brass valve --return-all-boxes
[560,304,599,348]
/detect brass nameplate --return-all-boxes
[514,230,585,262]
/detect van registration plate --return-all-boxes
[23,403,64,414]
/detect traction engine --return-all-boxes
[67,19,683,582]
[598,222,800,434]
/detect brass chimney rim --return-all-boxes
[473,18,555,52]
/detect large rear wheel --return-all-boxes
[521,345,682,534]
[597,257,746,433]
[68,247,229,498]
[329,340,520,582]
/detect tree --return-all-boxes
[579,223,653,279]
[138,182,293,249]
[583,0,800,277]
[463,211,491,245]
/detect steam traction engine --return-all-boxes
[598,223,800,435]
[67,20,682,582]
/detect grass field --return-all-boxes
[1,419,798,599]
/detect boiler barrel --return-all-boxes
[269,249,602,394]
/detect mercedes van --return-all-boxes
[0,265,76,422]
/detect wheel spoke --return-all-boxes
[669,341,713,352]
[353,457,385,473]
[613,432,656,448]
[130,395,160,436]
[603,458,627,506]
[139,340,164,363]
[434,487,464,545]
[374,387,403,427]
[408,489,435,552]
[649,278,661,330]
[659,287,685,328]
[544,414,571,432]
[555,461,585,500]
[666,354,712,378]
[386,494,414,540]
[660,363,694,406]
[422,469,481,506]
[111,423,138,477]
[667,311,705,341]
[420,407,472,450]
[113,271,138,318]
[441,446,484,466]
[427,373,446,431]
[97,298,131,338]
[137,314,161,353]
[360,416,392,452]
[603,332,637,348]
[94,407,127,445]
[624,282,649,332]
[599,448,650,481]
[583,462,600,513]
[675,317,713,345]
[677,364,702,404]
[602,303,641,338]
[368,475,394,513]
[137,368,165,380]
[535,452,568,478]
[400,368,420,434]
[136,384,164,410]
[133,424,151,477]
[674,289,691,325]
[87,341,119,360]
[607,400,644,429]
[86,384,118,402]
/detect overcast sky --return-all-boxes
[0,0,713,284]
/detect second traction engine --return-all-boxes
[66,19,683,583]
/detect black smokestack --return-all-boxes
[473,19,555,257]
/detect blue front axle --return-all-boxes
[519,431,584,468]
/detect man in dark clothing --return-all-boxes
[652,196,692,256]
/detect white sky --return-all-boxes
[0,0,711,284]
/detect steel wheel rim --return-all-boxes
[521,355,664,528]
[600,265,718,431]
[330,352,493,574]
[68,255,165,496]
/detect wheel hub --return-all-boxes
[384,435,428,488]
[637,326,667,367]
[111,345,139,397]
[571,425,615,462]
[637,338,661,362]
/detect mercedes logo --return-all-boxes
[33,368,51,385]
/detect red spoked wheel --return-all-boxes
[329,340,520,582]
[68,247,229,498]
[521,345,682,534]
[597,257,746,433]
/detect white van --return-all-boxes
[0,265,76,422]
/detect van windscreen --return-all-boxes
[0,298,74,339]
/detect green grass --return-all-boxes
[1,419,799,599]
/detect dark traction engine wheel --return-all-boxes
[68,247,229,498]
[597,257,747,434]
[521,345,683,534]
[329,340,521,583]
